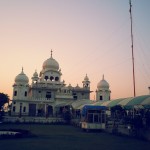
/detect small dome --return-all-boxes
[68,83,72,88]
[76,84,80,88]
[33,70,38,77]
[15,68,29,84]
[84,74,89,81]
[97,75,109,89]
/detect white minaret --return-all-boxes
[12,68,29,116]
[32,70,39,83]
[13,68,29,100]
[82,74,90,89]
[96,75,111,101]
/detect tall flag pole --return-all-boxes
[129,0,136,97]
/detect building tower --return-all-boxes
[39,50,62,82]
[32,70,39,83]
[96,75,111,101]
[13,68,29,100]
[12,68,29,116]
[82,74,90,89]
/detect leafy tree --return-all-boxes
[0,93,9,110]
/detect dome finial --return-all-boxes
[97,74,109,89]
[51,49,53,58]
[22,67,24,73]
[102,74,104,80]
[84,73,89,81]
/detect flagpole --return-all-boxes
[129,0,136,97]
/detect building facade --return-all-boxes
[11,52,93,117]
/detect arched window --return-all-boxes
[14,91,17,96]
[47,105,53,117]
[73,93,77,100]
[55,77,59,81]
[45,76,48,81]
[50,76,54,81]
[100,96,103,100]
[46,92,51,99]
[24,91,27,97]
[13,106,16,112]
[23,107,26,112]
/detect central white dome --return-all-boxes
[43,56,59,71]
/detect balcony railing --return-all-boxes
[30,98,55,102]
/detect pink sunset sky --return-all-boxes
[0,0,150,100]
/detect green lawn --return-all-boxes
[0,124,150,150]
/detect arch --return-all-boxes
[50,76,54,81]
[55,76,59,81]
[24,91,27,97]
[47,105,53,117]
[14,91,17,96]
[23,106,26,112]
[100,96,103,100]
[44,76,49,81]
[46,91,51,99]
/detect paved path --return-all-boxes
[0,124,150,150]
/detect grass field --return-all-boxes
[0,124,150,150]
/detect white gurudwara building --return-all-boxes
[11,52,111,118]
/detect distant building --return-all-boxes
[11,51,111,117]
[96,75,111,101]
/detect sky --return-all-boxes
[0,0,150,100]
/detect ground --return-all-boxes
[0,124,150,150]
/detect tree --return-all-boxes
[0,93,9,110]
